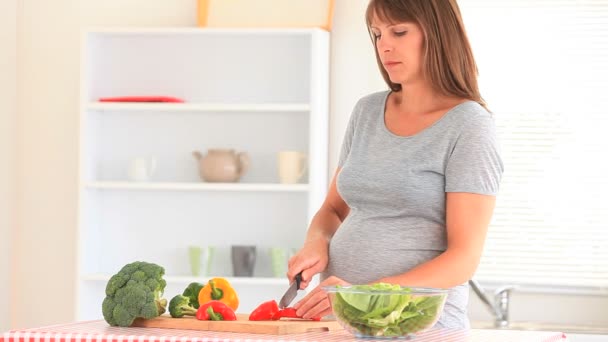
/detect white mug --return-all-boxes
[277,151,307,184]
[128,157,156,182]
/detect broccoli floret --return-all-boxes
[102,261,168,327]
[182,282,205,309]
[169,294,198,318]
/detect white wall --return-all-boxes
[11,0,198,330]
[9,0,608,330]
[14,0,80,329]
[0,0,17,333]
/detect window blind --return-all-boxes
[460,0,608,289]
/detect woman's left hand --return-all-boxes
[293,276,350,319]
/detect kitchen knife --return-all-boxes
[278,272,302,309]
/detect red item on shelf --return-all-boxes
[98,96,185,103]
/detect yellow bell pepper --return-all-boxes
[198,277,239,311]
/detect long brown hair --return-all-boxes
[366,0,487,110]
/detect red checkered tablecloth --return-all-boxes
[0,320,567,342]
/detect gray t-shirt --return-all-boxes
[323,90,503,328]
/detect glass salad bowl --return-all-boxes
[323,284,448,338]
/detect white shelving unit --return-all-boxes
[77,28,329,320]
[85,181,309,192]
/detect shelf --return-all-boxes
[81,274,289,286]
[84,181,310,192]
[86,102,310,113]
[77,28,329,321]
[86,27,326,35]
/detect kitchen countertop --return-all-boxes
[472,320,608,335]
[0,320,568,342]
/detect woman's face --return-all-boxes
[370,16,425,86]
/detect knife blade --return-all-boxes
[278,272,302,309]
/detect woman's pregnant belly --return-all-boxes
[322,213,445,284]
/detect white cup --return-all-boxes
[277,151,307,184]
[128,157,156,182]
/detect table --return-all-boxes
[0,320,568,342]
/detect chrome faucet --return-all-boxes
[469,279,517,328]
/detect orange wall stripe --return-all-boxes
[324,0,335,31]
[197,0,209,27]
[198,0,333,30]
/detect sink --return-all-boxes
[472,320,608,334]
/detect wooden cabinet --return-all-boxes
[77,28,329,319]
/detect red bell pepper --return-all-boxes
[249,300,280,321]
[196,300,237,321]
[276,307,299,319]
[248,300,321,321]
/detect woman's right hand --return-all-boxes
[287,167,347,289]
[286,238,329,290]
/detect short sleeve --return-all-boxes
[445,115,504,195]
[337,100,361,168]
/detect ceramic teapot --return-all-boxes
[192,149,250,182]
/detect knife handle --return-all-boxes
[295,272,302,290]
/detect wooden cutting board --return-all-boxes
[132,314,343,335]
